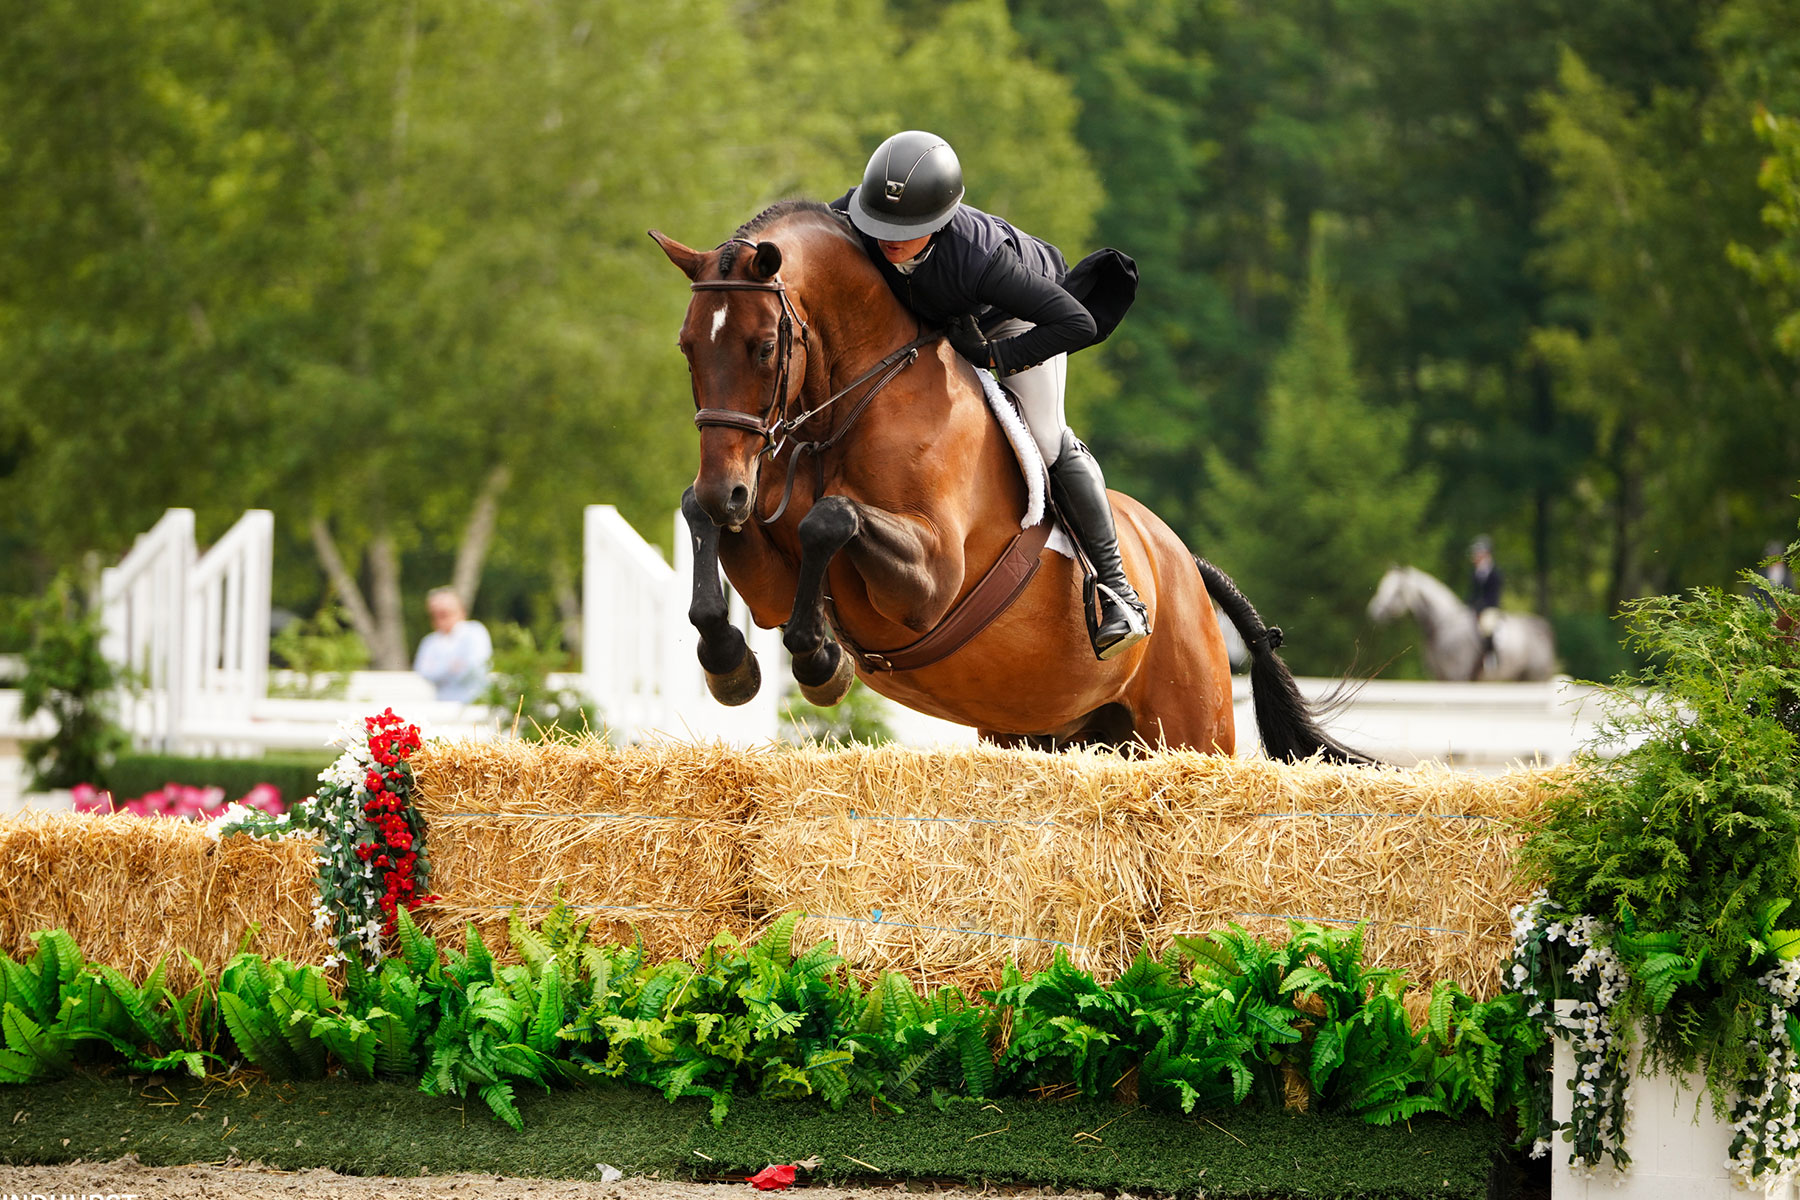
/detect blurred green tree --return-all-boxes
[1199,233,1438,676]
[1530,30,1800,609]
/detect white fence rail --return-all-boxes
[99,508,196,749]
[581,504,784,743]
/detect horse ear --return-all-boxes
[649,230,703,280]
[750,240,782,280]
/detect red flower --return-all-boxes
[749,1165,797,1191]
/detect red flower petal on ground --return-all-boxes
[748,1165,797,1191]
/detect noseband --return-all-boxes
[688,238,932,524]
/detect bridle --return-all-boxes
[689,238,932,524]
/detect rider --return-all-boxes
[1468,535,1503,670]
[829,130,1149,660]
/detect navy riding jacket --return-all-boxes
[829,190,1135,375]
[1469,564,1503,611]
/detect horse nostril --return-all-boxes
[729,484,750,515]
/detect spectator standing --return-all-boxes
[413,587,492,702]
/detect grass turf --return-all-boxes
[1,1073,1502,1198]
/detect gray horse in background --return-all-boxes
[1368,565,1557,681]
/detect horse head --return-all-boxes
[1367,565,1411,623]
[650,227,811,531]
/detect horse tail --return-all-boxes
[1193,556,1373,765]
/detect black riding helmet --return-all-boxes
[847,131,965,241]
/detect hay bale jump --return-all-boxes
[410,738,761,962]
[749,745,1164,990]
[0,813,325,990]
[0,740,1559,997]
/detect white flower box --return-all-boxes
[1552,1004,1797,1199]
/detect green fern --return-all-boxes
[510,906,553,974]
[956,1024,995,1098]
[0,952,54,1023]
[479,1081,523,1131]
[219,989,302,1078]
[2,1001,72,1080]
[34,929,82,992]
[528,959,567,1056]
[758,913,802,969]
[396,906,439,976]
[267,987,328,1078]
[311,1012,378,1080]
[464,923,497,985]
[97,964,174,1049]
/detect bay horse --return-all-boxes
[651,200,1362,759]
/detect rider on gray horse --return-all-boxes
[829,130,1149,661]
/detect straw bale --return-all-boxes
[1139,754,1557,997]
[747,743,1164,991]
[0,739,1560,1000]
[409,737,762,962]
[0,813,325,990]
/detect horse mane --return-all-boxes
[719,199,851,274]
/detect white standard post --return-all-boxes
[100,509,198,752]
[182,510,273,754]
[583,505,678,739]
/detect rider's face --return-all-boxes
[877,233,933,264]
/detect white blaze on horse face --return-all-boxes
[709,303,728,343]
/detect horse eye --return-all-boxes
[758,340,777,363]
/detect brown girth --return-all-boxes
[831,518,1054,673]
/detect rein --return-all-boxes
[690,249,931,525]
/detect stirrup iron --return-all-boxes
[1082,577,1150,660]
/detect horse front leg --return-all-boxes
[783,495,863,706]
[681,486,762,705]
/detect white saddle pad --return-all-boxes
[976,369,1076,559]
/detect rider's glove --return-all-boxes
[944,315,994,370]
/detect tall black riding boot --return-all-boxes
[1048,431,1150,660]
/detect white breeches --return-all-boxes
[986,317,1068,465]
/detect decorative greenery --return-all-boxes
[1511,542,1800,1182]
[0,930,209,1085]
[12,573,128,791]
[2,913,1539,1138]
[269,606,369,700]
[1508,895,1631,1171]
[1732,956,1800,1178]
[221,709,435,968]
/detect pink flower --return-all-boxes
[243,783,283,814]
[71,783,114,814]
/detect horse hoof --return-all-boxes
[705,651,762,706]
[797,645,856,707]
